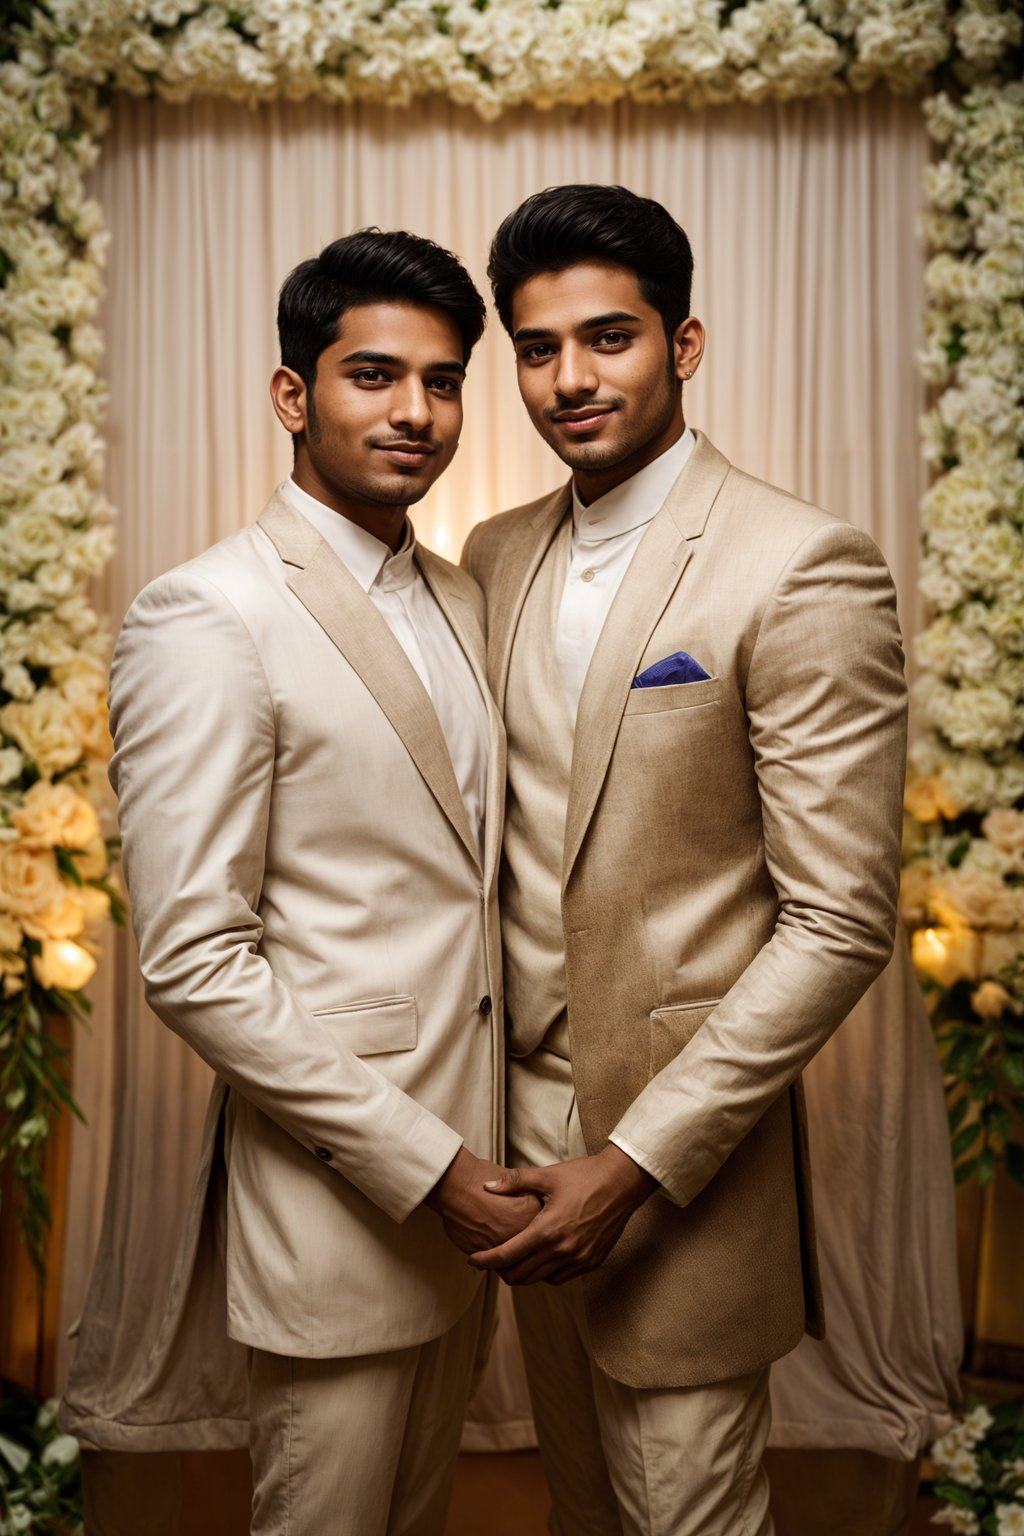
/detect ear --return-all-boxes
[672,316,706,385]
[270,366,309,437]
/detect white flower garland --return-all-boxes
[897,77,1024,1210]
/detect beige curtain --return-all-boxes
[66,89,960,1458]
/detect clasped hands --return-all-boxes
[425,1144,656,1286]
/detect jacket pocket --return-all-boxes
[311,994,418,1055]
[623,677,721,716]
[648,998,722,1077]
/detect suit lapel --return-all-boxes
[562,433,731,888]
[487,484,572,709]
[258,495,480,871]
[417,546,506,890]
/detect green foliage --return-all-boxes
[927,1397,1024,1533]
[0,1394,82,1536]
[0,988,87,1279]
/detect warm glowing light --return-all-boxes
[31,937,97,991]
[434,524,449,552]
[911,923,980,989]
[918,928,948,963]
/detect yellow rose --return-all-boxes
[911,924,981,988]
[76,885,110,924]
[904,774,964,823]
[971,980,1019,1019]
[0,844,61,916]
[10,780,100,849]
[1,691,82,774]
[52,659,112,763]
[31,938,96,991]
[21,893,86,941]
[73,837,109,881]
[0,913,23,951]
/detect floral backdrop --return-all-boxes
[0,1,1021,1530]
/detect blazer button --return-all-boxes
[314,1145,333,1162]
[478,995,492,1015]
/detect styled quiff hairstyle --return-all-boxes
[487,184,694,345]
[277,228,487,389]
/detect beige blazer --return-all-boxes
[463,432,908,1390]
[62,492,505,1449]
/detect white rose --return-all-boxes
[2,664,35,702]
[995,1505,1024,1536]
[5,509,65,567]
[0,747,24,786]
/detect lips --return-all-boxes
[553,408,614,436]
[373,442,436,468]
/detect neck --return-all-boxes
[573,414,686,508]
[292,456,407,554]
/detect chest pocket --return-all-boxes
[622,676,722,716]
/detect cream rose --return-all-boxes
[1,690,82,773]
[904,774,964,823]
[931,870,1024,931]
[982,808,1024,859]
[970,980,1019,1018]
[0,843,62,916]
[21,892,87,941]
[10,779,100,849]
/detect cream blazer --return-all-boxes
[61,493,505,1449]
[463,432,908,1390]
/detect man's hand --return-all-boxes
[424,1147,542,1256]
[468,1144,657,1286]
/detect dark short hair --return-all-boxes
[487,185,693,342]
[278,228,487,388]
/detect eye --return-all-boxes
[352,368,390,386]
[428,376,462,395]
[594,330,630,348]
[519,343,557,364]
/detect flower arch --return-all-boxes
[0,0,1021,1263]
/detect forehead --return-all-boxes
[510,261,654,336]
[328,300,463,363]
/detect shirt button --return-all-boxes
[314,1145,333,1162]
[478,995,492,1015]
[581,568,596,583]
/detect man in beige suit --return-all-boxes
[462,186,909,1535]
[62,231,540,1535]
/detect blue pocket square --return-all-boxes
[632,651,712,688]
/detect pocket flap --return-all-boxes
[312,994,418,1056]
[649,998,722,1076]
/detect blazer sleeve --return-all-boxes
[109,569,463,1223]
[610,521,908,1205]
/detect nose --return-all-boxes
[390,377,433,434]
[554,342,598,402]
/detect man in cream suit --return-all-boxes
[64,231,539,1535]
[462,186,909,1535]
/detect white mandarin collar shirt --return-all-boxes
[280,477,489,857]
[556,428,695,720]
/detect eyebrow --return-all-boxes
[512,311,641,344]
[340,349,466,377]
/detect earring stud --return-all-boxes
[683,369,694,379]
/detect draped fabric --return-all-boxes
[65,89,960,1457]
